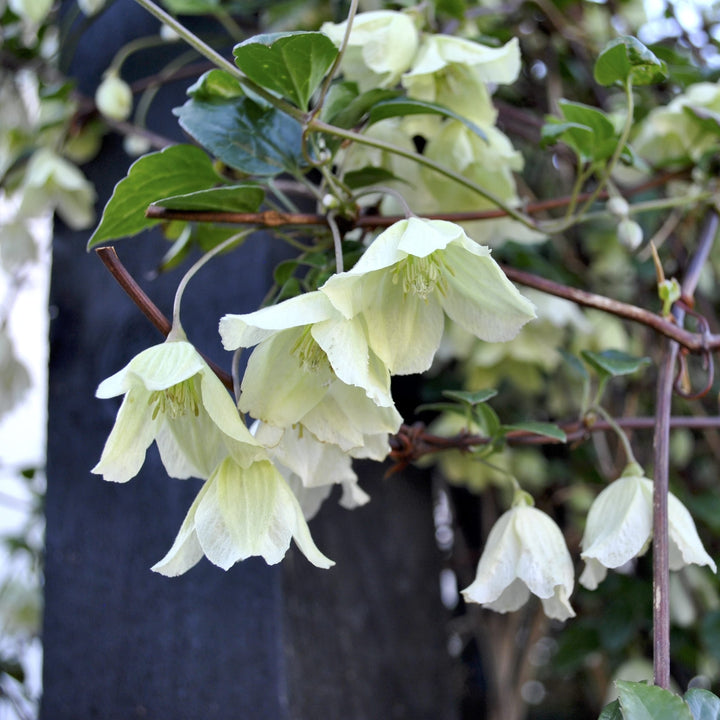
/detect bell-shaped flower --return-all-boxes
[321,10,419,92]
[151,456,334,575]
[254,422,370,520]
[320,218,536,376]
[402,36,520,126]
[462,493,575,621]
[92,338,265,484]
[220,291,402,456]
[580,464,716,590]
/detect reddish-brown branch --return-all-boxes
[95,247,234,392]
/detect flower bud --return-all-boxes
[607,196,629,218]
[95,73,133,122]
[617,218,643,250]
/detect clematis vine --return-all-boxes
[151,456,334,575]
[92,335,265,483]
[462,490,575,621]
[580,463,717,590]
[320,218,536,375]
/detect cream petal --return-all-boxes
[91,388,158,483]
[151,480,210,576]
[579,558,608,591]
[484,577,531,613]
[540,589,576,621]
[219,291,336,350]
[581,475,652,569]
[667,491,717,572]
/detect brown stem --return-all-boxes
[95,247,234,392]
[651,211,718,689]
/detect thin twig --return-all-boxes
[95,247,234,391]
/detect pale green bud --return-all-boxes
[95,73,133,122]
[617,218,643,250]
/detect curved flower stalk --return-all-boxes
[320,218,536,376]
[402,36,521,126]
[580,463,717,590]
[254,422,369,520]
[92,338,265,483]
[462,494,575,621]
[220,290,402,456]
[151,456,334,575]
[320,10,420,92]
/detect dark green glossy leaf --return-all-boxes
[233,32,337,109]
[88,144,220,248]
[685,688,720,720]
[581,349,651,377]
[368,98,487,140]
[151,184,264,213]
[474,403,501,437]
[322,81,359,123]
[442,389,498,406]
[174,96,306,177]
[617,680,692,720]
[559,349,590,380]
[435,0,466,20]
[328,88,400,129]
[594,36,668,87]
[274,259,298,286]
[598,699,623,720]
[503,422,566,442]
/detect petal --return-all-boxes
[579,558,608,591]
[219,291,336,350]
[238,329,330,427]
[156,411,226,479]
[580,475,652,569]
[91,388,158,483]
[151,480,210,576]
[440,242,536,342]
[540,589,576,621]
[482,577,530,613]
[668,492,717,572]
[461,509,519,604]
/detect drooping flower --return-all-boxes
[462,494,575,621]
[92,338,264,483]
[320,218,536,376]
[151,456,334,575]
[402,36,521,126]
[254,422,370,520]
[321,10,419,92]
[219,290,402,456]
[580,463,717,590]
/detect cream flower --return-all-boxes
[255,422,369,520]
[220,291,402,456]
[321,10,419,92]
[320,218,536,375]
[403,36,520,125]
[151,456,334,575]
[92,338,264,483]
[580,464,717,590]
[462,497,575,621]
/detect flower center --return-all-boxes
[393,253,448,300]
[291,328,330,373]
[148,377,201,420]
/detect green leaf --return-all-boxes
[559,349,590,380]
[685,688,720,720]
[151,185,264,213]
[233,32,338,109]
[581,350,651,377]
[174,96,306,177]
[343,166,408,190]
[594,36,668,87]
[88,144,221,248]
[598,700,623,720]
[616,681,693,720]
[415,401,479,418]
[474,403,501,437]
[701,610,720,663]
[327,88,401,129]
[503,422,567,442]
[368,98,487,141]
[435,0,466,20]
[322,81,359,124]
[442,389,498,406]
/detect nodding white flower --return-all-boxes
[95,72,133,122]
[580,464,717,590]
[220,291,402,456]
[321,10,419,92]
[403,36,521,126]
[254,422,370,520]
[151,456,334,575]
[320,218,536,376]
[462,495,575,621]
[92,339,264,484]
